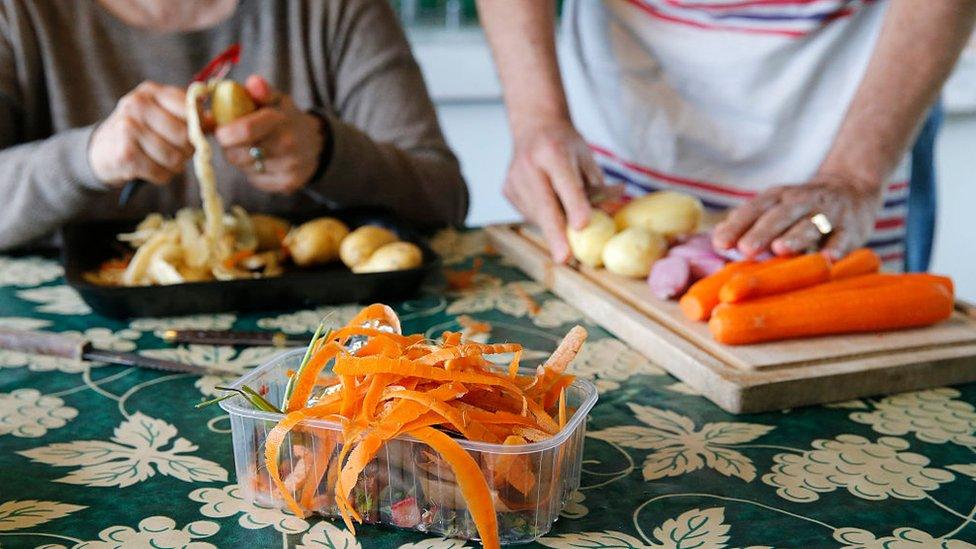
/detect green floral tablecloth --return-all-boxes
[1,229,975,549]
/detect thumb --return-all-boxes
[244,74,277,107]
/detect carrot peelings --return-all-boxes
[257,303,588,546]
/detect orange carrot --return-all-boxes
[709,279,953,345]
[679,261,759,321]
[830,248,881,279]
[223,249,255,269]
[513,284,541,315]
[408,427,500,549]
[719,253,830,304]
[771,273,954,300]
[445,257,483,290]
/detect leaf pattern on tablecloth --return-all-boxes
[947,464,976,480]
[16,285,91,314]
[446,276,545,318]
[589,404,773,481]
[540,507,734,549]
[257,304,361,334]
[0,327,139,373]
[19,412,227,488]
[0,256,62,287]
[0,499,85,531]
[74,515,219,548]
[430,229,489,265]
[665,383,700,396]
[0,316,51,330]
[129,314,237,334]
[531,299,586,328]
[849,388,976,446]
[833,527,976,548]
[189,484,309,533]
[560,490,588,519]
[762,435,954,502]
[538,530,651,548]
[0,388,77,438]
[296,521,361,549]
[571,339,665,393]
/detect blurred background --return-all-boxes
[390,0,976,301]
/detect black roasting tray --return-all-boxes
[61,208,439,319]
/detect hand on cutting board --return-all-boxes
[89,81,193,187]
[503,119,608,262]
[216,75,325,194]
[711,174,883,261]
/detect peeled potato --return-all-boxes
[284,217,350,266]
[613,191,703,239]
[250,214,291,251]
[340,225,399,268]
[566,210,616,268]
[601,227,667,278]
[211,80,256,125]
[352,241,423,273]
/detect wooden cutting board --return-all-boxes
[487,224,976,413]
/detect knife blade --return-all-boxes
[118,43,242,208]
[161,329,307,347]
[0,328,225,376]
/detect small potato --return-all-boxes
[613,191,703,239]
[352,241,423,273]
[211,80,256,125]
[566,210,616,268]
[340,225,399,268]
[284,217,350,266]
[601,227,667,278]
[250,214,291,251]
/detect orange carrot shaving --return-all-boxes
[445,257,483,290]
[222,249,255,269]
[830,248,881,280]
[513,284,541,315]
[558,389,567,430]
[457,315,492,335]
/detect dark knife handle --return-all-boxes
[0,329,88,360]
[162,329,287,346]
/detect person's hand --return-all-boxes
[503,119,605,262]
[215,75,324,194]
[89,81,192,187]
[712,174,882,261]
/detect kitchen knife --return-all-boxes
[161,329,307,347]
[118,44,242,208]
[0,328,225,376]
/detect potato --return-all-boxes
[340,225,399,268]
[211,80,256,125]
[613,191,703,239]
[352,241,423,273]
[250,214,291,251]
[566,210,616,267]
[284,217,350,266]
[601,227,667,278]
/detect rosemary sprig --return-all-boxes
[195,385,282,414]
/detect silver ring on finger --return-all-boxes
[249,146,267,173]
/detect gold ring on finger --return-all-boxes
[810,213,833,236]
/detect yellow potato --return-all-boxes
[250,214,291,251]
[211,80,256,125]
[566,210,616,268]
[340,225,399,268]
[284,217,350,266]
[352,241,423,273]
[601,227,667,278]
[613,191,703,239]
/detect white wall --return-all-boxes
[932,114,976,302]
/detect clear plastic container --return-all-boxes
[220,348,598,545]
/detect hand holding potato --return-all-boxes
[89,81,193,187]
[566,210,615,268]
[215,75,325,194]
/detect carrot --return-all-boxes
[222,249,254,269]
[770,273,954,300]
[408,427,500,549]
[514,285,541,315]
[719,253,830,304]
[457,315,492,335]
[679,261,759,321]
[709,279,953,345]
[445,257,483,290]
[830,248,881,280]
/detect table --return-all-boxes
[0,229,974,548]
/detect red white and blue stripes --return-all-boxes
[622,0,875,38]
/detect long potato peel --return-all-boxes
[260,304,587,547]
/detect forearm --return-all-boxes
[0,127,105,250]
[477,0,570,134]
[820,0,976,186]
[311,115,468,229]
